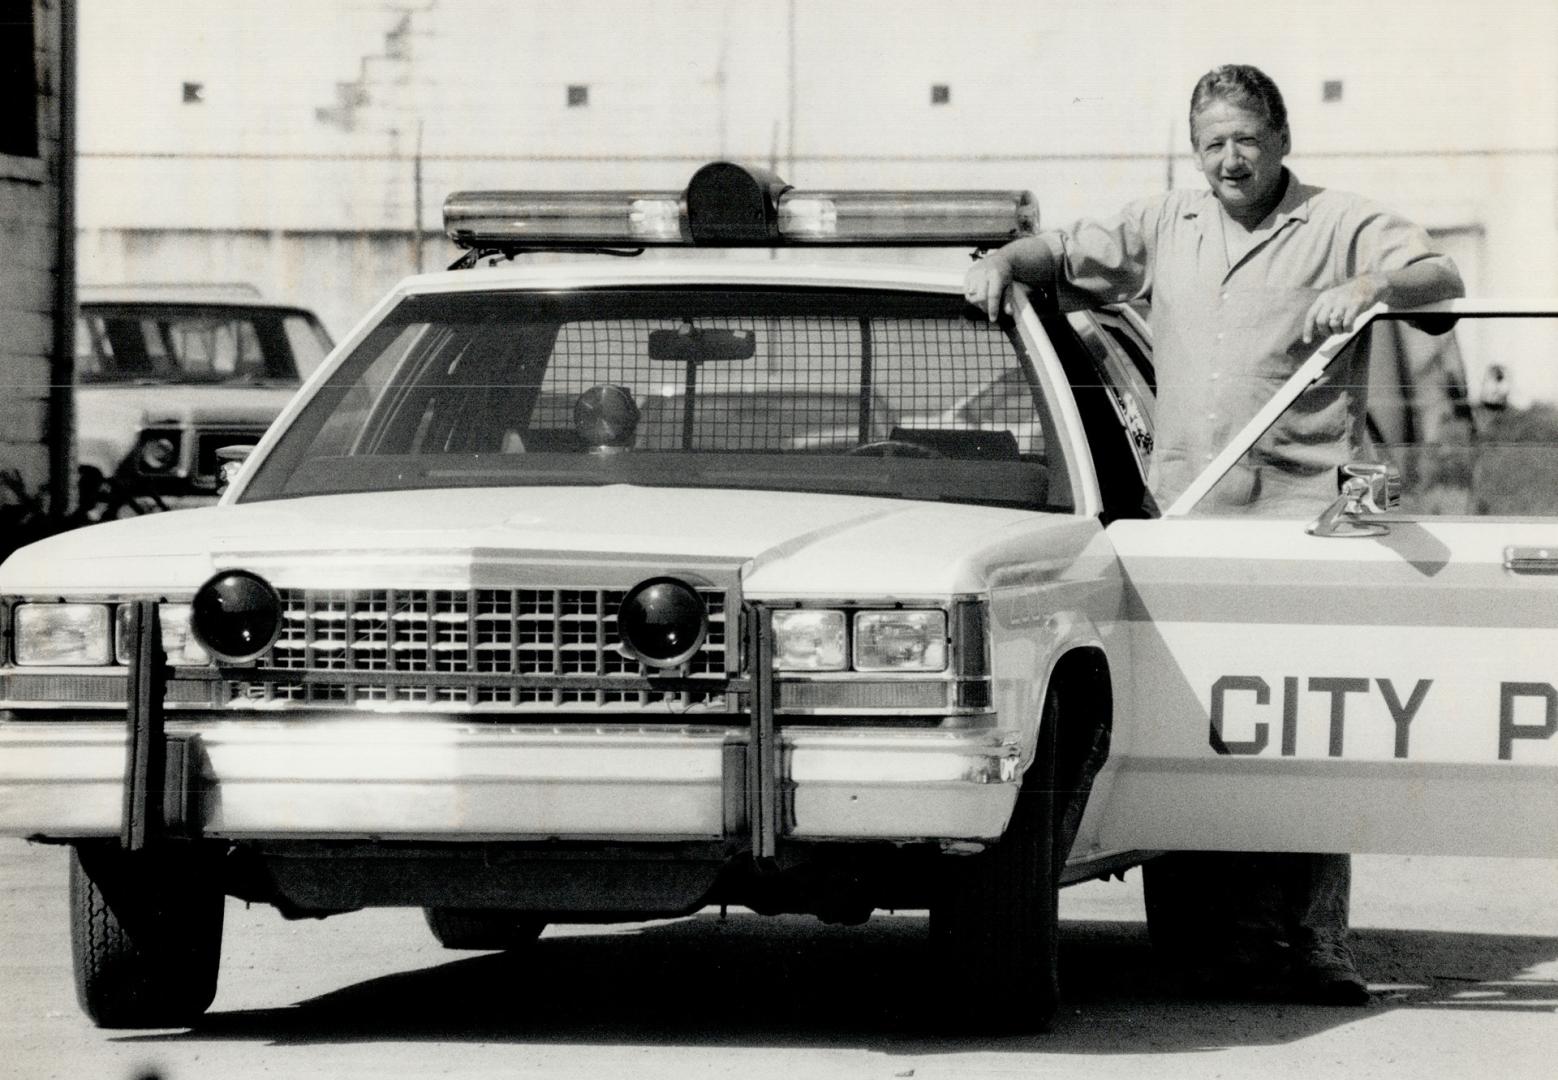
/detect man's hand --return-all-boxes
[963,253,1014,323]
[1302,274,1386,343]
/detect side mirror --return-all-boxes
[1306,461,1401,538]
[215,444,254,492]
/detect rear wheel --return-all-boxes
[929,692,1061,1032]
[69,843,225,1028]
[423,907,547,951]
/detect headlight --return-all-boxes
[137,434,180,473]
[13,604,114,666]
[853,610,947,672]
[771,609,846,671]
[114,603,211,666]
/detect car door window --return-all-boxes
[1190,313,1556,517]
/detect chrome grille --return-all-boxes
[231,587,731,710]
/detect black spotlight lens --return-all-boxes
[618,578,707,668]
[190,570,283,662]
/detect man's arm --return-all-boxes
[963,235,1065,322]
[1303,259,1466,343]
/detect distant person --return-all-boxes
[964,63,1464,1003]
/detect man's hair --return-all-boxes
[1189,64,1288,140]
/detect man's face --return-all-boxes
[1192,99,1290,221]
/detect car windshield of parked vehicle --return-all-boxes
[239,287,1072,511]
[75,303,326,386]
[1190,312,1558,517]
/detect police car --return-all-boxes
[1,164,1553,1031]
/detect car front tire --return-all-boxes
[929,693,1061,1032]
[69,843,225,1028]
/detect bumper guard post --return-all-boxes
[121,601,167,851]
[745,604,780,867]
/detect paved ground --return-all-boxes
[1,839,1553,1080]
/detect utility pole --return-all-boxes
[413,116,425,274]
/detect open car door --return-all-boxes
[1098,301,1558,857]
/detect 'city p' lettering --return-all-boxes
[1209,675,1269,755]
[1498,682,1557,761]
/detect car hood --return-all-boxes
[0,486,1086,597]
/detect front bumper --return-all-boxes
[0,718,1020,843]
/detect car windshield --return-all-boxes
[76,303,327,386]
[240,287,1073,511]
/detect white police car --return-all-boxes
[1,164,1553,1030]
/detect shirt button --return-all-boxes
[1216,332,1225,341]
[1220,292,1230,301]
[1207,413,1217,422]
[1210,371,1220,380]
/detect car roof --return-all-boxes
[391,256,969,300]
[77,283,319,313]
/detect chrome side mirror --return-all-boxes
[215,444,254,492]
[1307,462,1401,538]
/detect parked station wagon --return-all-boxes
[2,165,1553,1030]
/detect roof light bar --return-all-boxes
[443,162,1038,253]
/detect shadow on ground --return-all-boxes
[114,912,1558,1055]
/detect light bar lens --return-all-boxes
[443,191,688,248]
[628,198,684,241]
[14,604,113,666]
[777,191,1038,244]
[114,603,212,666]
[772,609,847,671]
[853,610,947,672]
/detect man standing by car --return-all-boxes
[963,63,1464,1003]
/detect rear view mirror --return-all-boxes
[648,324,756,362]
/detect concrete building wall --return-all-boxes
[1,0,69,509]
[75,1,1558,351]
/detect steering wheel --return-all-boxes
[846,439,944,459]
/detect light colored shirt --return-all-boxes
[1035,171,1458,508]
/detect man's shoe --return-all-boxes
[1292,939,1372,1006]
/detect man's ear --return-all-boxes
[1279,125,1292,156]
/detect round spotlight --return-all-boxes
[617,578,708,669]
[190,570,283,663]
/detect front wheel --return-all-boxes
[929,696,1061,1032]
[69,844,225,1028]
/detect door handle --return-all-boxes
[1503,546,1558,573]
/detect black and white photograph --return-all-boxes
[1,2,1555,1077]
